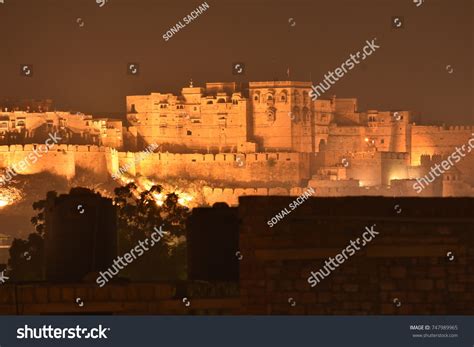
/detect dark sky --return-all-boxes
[0,0,472,124]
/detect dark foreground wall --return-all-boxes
[238,196,474,314]
[45,188,117,281]
[187,203,239,281]
[0,281,239,315]
[1,196,472,315]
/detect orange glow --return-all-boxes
[114,173,195,208]
[0,187,23,208]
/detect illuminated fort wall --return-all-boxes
[410,126,474,185]
[0,145,311,188]
[0,145,114,181]
[133,152,311,186]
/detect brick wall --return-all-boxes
[238,196,474,314]
[0,281,239,315]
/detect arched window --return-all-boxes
[267,107,276,122]
[302,107,310,122]
[303,91,308,103]
[293,91,300,103]
[292,106,300,122]
[319,139,326,152]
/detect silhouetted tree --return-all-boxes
[114,183,189,280]
[7,183,190,281]
[7,197,47,281]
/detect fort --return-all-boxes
[0,81,473,206]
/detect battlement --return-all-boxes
[345,151,378,160]
[447,125,474,132]
[0,144,111,153]
[127,151,303,164]
[412,125,474,133]
[0,111,92,118]
[380,152,409,160]
[420,154,445,165]
[113,151,311,186]
[248,81,311,89]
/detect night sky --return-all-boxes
[0,0,472,124]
